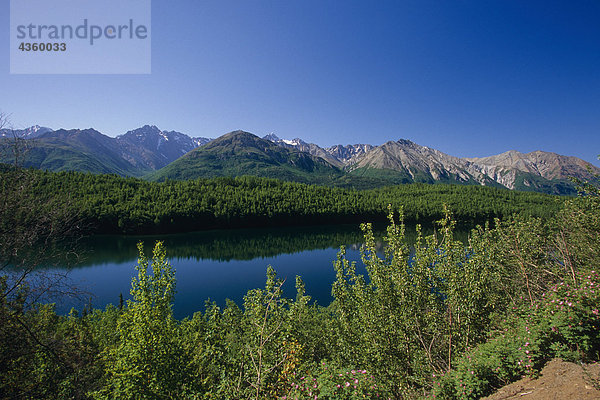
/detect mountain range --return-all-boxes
[0,125,211,177]
[1,125,597,194]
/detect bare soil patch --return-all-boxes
[484,359,600,400]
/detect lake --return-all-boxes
[48,223,457,319]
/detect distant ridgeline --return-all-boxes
[1,166,560,235]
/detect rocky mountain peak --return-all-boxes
[263,133,281,142]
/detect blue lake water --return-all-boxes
[52,224,379,319]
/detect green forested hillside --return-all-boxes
[2,166,560,234]
[146,130,345,184]
[511,170,580,195]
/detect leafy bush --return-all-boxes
[93,241,193,399]
[330,206,505,396]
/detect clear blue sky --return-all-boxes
[2,1,599,165]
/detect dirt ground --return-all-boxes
[483,359,600,400]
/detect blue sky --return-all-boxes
[2,1,599,165]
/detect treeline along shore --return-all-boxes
[1,165,561,235]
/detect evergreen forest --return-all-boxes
[0,166,559,235]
